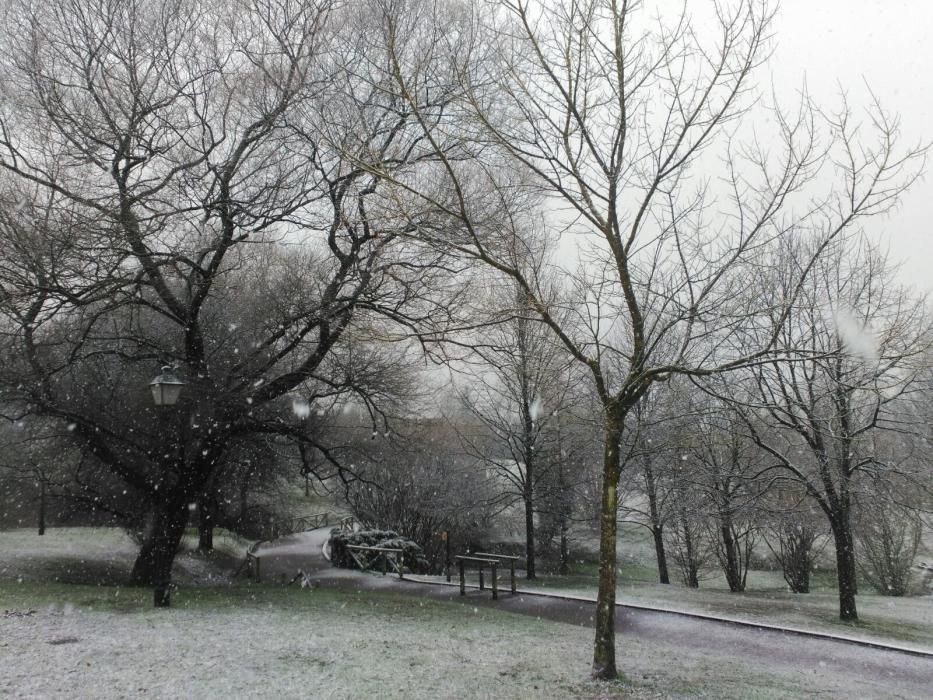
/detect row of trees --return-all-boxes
[1,0,928,682]
[432,236,931,612]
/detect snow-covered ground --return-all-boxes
[4,583,933,700]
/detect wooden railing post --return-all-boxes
[459,559,466,596]
[491,562,498,600]
[479,565,484,591]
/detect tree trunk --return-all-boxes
[198,499,214,552]
[38,479,46,536]
[831,514,858,620]
[592,412,623,680]
[559,516,570,575]
[524,476,536,580]
[681,509,700,588]
[130,503,189,588]
[651,524,669,584]
[794,537,811,594]
[788,529,811,593]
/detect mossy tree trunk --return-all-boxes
[592,408,624,680]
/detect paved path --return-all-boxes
[254,529,933,698]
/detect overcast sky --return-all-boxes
[769,0,933,292]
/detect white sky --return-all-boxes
[768,0,933,292]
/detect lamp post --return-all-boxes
[149,366,186,407]
[148,366,187,607]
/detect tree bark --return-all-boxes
[651,524,669,584]
[559,517,570,575]
[592,411,623,680]
[720,519,743,593]
[831,514,858,620]
[130,503,189,588]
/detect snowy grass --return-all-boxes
[521,577,933,649]
[0,582,914,700]
[0,527,246,587]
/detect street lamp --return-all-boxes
[149,366,186,407]
[148,365,187,608]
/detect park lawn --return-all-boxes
[0,581,905,700]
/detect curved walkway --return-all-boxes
[253,529,933,697]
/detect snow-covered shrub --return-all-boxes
[329,529,430,574]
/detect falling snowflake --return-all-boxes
[292,398,311,419]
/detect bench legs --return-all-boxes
[457,559,501,600]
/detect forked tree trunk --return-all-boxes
[592,412,623,680]
[130,503,189,589]
[720,518,743,593]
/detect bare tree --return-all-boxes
[688,402,764,593]
[0,419,85,533]
[667,493,712,588]
[455,279,578,578]
[723,238,933,619]
[364,0,926,677]
[761,490,828,594]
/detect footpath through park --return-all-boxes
[251,528,933,697]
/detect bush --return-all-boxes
[856,506,922,597]
[329,529,430,575]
